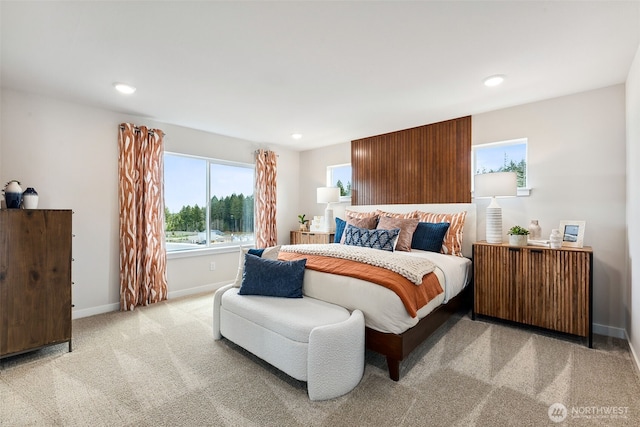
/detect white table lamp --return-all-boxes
[317,187,340,232]
[474,172,517,244]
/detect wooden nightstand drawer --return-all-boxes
[290,230,335,245]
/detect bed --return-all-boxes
[279,203,476,381]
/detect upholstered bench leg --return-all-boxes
[307,309,365,401]
[213,284,235,340]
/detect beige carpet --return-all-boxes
[1,291,639,426]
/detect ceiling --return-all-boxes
[1,1,639,151]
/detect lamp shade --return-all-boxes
[474,172,518,198]
[317,187,340,204]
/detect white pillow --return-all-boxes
[233,245,282,287]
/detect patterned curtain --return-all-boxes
[118,123,168,311]
[255,149,277,247]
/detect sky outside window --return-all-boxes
[164,154,253,213]
[474,143,526,174]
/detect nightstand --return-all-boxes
[290,230,335,245]
[472,241,593,347]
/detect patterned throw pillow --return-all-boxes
[411,222,451,253]
[376,216,419,252]
[343,224,400,252]
[345,210,378,220]
[339,215,379,243]
[375,209,419,219]
[233,245,281,287]
[416,211,467,257]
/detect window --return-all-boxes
[473,138,528,190]
[164,152,254,252]
[327,163,352,199]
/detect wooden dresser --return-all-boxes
[0,209,73,358]
[290,230,335,245]
[472,241,593,347]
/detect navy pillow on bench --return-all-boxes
[239,254,307,298]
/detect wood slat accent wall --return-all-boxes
[350,116,471,205]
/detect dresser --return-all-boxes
[0,209,73,358]
[472,241,592,347]
[290,230,335,245]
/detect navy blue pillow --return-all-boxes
[411,222,450,252]
[238,254,307,298]
[248,248,265,257]
[334,217,346,243]
[343,224,400,252]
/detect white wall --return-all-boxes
[301,85,628,337]
[298,142,351,223]
[0,89,299,318]
[473,85,627,336]
[626,43,640,366]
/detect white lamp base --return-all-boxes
[486,198,503,244]
[324,207,335,232]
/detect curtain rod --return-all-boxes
[119,124,165,137]
[254,149,278,157]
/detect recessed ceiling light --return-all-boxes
[291,133,303,140]
[113,82,136,95]
[483,75,505,87]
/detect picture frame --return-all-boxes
[558,220,586,248]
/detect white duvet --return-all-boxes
[300,249,472,335]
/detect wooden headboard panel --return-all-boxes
[337,203,477,258]
[350,116,471,205]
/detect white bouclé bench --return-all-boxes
[213,283,365,401]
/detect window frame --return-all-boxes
[326,163,352,202]
[472,138,530,197]
[164,151,255,258]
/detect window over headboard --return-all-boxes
[327,163,352,201]
[350,116,471,205]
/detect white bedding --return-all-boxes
[300,249,472,335]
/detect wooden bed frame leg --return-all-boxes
[386,357,400,381]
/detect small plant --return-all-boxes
[298,214,307,224]
[508,225,530,235]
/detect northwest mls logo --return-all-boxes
[548,403,568,423]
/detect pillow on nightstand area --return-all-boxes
[238,254,307,298]
[233,245,281,287]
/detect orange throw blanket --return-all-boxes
[278,252,443,318]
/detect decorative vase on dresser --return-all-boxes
[528,220,542,240]
[22,187,39,209]
[550,229,563,249]
[2,180,23,209]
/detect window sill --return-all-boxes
[472,188,531,198]
[166,243,252,260]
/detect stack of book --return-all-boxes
[528,239,551,247]
[310,215,326,232]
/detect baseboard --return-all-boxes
[167,281,230,299]
[625,331,640,375]
[593,322,626,339]
[72,302,120,320]
[71,282,231,320]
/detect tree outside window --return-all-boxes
[327,163,352,198]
